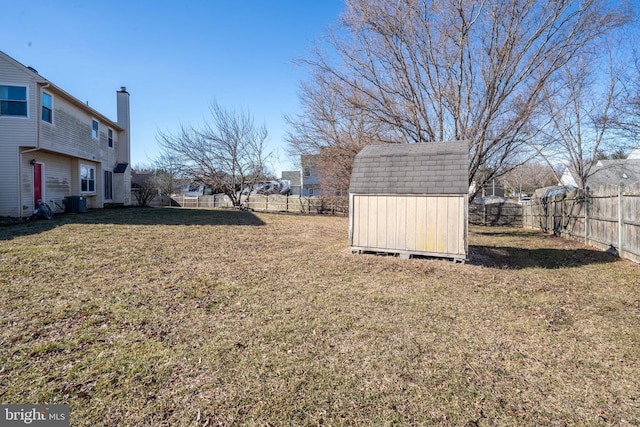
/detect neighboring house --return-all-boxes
[281,170,301,196]
[561,159,640,189]
[629,143,640,160]
[0,50,131,217]
[301,154,322,197]
[349,141,469,261]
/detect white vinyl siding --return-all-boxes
[0,146,19,217]
[19,152,72,213]
[38,98,119,167]
[0,58,39,216]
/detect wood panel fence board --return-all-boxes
[522,181,640,264]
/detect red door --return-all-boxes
[33,163,42,205]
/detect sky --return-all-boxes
[1,0,345,175]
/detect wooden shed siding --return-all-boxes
[351,194,467,257]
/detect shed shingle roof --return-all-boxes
[349,141,469,195]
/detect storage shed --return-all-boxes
[349,141,469,261]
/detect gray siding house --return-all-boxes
[349,142,469,261]
[0,50,131,217]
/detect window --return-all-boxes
[80,164,96,193]
[92,119,99,139]
[104,170,113,200]
[308,188,314,196]
[42,92,52,123]
[0,85,27,117]
[303,166,311,177]
[108,129,113,148]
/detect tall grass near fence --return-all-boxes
[522,181,640,263]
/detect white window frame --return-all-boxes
[92,119,99,139]
[42,91,53,124]
[80,164,96,194]
[107,128,114,148]
[0,84,28,118]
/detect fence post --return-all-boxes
[584,187,589,244]
[619,183,624,257]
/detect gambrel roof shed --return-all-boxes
[349,141,469,195]
[349,141,469,261]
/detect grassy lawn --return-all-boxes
[1,207,639,426]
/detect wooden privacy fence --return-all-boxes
[522,181,640,263]
[469,203,522,226]
[168,194,349,215]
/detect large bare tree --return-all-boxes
[157,102,271,207]
[533,44,624,190]
[302,0,628,198]
[611,47,640,150]
[286,70,390,195]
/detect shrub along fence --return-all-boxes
[168,194,349,215]
[522,181,640,263]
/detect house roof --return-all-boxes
[586,160,640,188]
[0,50,123,131]
[349,141,469,195]
[114,163,129,173]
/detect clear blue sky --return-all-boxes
[1,0,345,174]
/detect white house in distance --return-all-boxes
[0,50,131,217]
[281,154,324,197]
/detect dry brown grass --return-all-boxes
[1,208,639,426]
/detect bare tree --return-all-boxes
[286,70,390,195]
[303,0,629,198]
[153,151,184,197]
[157,102,271,207]
[533,44,624,189]
[131,169,159,207]
[500,161,558,197]
[611,46,640,150]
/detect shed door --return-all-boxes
[33,163,43,205]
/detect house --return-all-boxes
[561,159,640,189]
[349,141,469,261]
[0,50,131,217]
[280,155,322,197]
[301,154,322,196]
[285,153,347,197]
[281,170,301,196]
[629,143,640,160]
